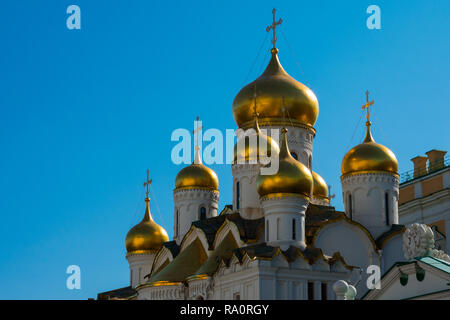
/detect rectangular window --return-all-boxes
[266,219,269,241]
[277,218,281,240]
[348,194,353,220]
[236,182,240,210]
[308,282,314,300]
[292,218,296,240]
[175,210,178,237]
[385,193,389,226]
[321,283,327,300]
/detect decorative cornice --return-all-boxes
[341,170,399,181]
[174,187,219,193]
[261,192,310,201]
[240,118,316,136]
[126,249,158,258]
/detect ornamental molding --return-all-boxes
[341,171,399,186]
[187,278,211,300]
[232,163,262,173]
[402,223,450,262]
[140,283,185,300]
[259,124,316,137]
[174,189,219,202]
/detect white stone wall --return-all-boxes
[261,195,309,250]
[261,125,315,170]
[232,163,263,219]
[380,234,404,272]
[173,188,219,244]
[138,283,185,300]
[313,219,381,299]
[126,252,156,288]
[341,172,399,239]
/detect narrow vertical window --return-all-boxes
[277,218,281,240]
[236,181,240,210]
[321,283,327,300]
[385,192,389,226]
[266,219,270,241]
[309,155,312,169]
[175,210,179,237]
[308,282,314,300]
[292,218,296,240]
[348,194,353,220]
[200,207,206,220]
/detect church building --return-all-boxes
[97,10,450,301]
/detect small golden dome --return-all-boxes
[341,123,398,176]
[312,171,328,199]
[125,198,169,254]
[257,128,313,198]
[233,48,319,129]
[175,149,219,190]
[233,117,280,163]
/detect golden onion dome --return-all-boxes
[233,48,319,129]
[233,117,280,163]
[257,128,313,198]
[312,171,328,200]
[175,148,219,190]
[341,122,398,176]
[125,198,169,254]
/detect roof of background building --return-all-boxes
[97,286,136,300]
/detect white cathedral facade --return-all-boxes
[98,14,450,301]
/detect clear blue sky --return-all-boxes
[0,1,449,299]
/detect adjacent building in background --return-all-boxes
[399,150,450,252]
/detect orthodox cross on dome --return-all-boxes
[193,116,202,151]
[266,8,283,50]
[362,90,374,123]
[143,169,152,200]
[327,185,335,202]
[193,116,203,164]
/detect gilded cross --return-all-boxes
[327,185,335,202]
[193,116,202,151]
[266,8,283,49]
[362,90,374,122]
[143,169,152,199]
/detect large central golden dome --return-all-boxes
[341,123,398,176]
[233,48,319,129]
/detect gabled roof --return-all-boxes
[192,212,264,249]
[189,232,238,279]
[219,204,233,215]
[375,224,405,249]
[305,204,344,244]
[146,238,207,284]
[362,256,450,300]
[162,240,180,258]
[233,242,354,269]
[416,256,450,274]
